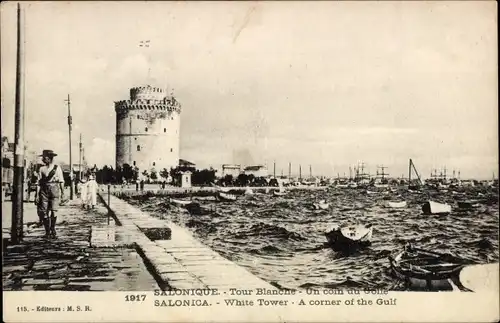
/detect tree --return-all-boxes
[150,169,158,181]
[192,169,217,186]
[160,168,169,180]
[122,163,135,181]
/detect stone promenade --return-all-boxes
[2,198,159,291]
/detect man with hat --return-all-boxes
[35,149,65,238]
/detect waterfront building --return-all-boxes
[243,165,268,177]
[115,85,181,172]
[222,164,241,178]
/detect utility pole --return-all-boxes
[288,162,291,179]
[79,133,83,180]
[299,165,302,181]
[65,94,74,200]
[273,160,276,178]
[11,3,25,244]
[309,165,312,178]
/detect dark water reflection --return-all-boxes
[125,188,499,290]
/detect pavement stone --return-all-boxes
[2,199,159,291]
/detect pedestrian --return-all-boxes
[87,174,98,208]
[35,150,65,239]
[27,167,39,203]
[79,173,89,209]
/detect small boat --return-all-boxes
[386,201,407,209]
[211,183,231,193]
[389,244,474,291]
[457,201,480,209]
[273,190,287,197]
[193,195,217,201]
[324,223,373,250]
[313,200,330,210]
[422,201,452,215]
[218,192,237,201]
[347,182,358,189]
[185,202,212,215]
[170,198,194,207]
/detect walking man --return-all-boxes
[35,150,65,239]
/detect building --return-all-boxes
[179,159,196,168]
[221,164,241,178]
[115,85,182,172]
[178,171,192,188]
[243,165,268,177]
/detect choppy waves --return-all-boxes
[124,188,499,290]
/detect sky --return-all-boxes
[1,1,497,179]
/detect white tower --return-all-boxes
[115,85,181,172]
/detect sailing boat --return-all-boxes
[408,159,423,191]
[374,165,390,189]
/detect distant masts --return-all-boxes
[377,165,388,180]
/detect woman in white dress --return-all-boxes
[79,174,89,209]
[86,174,98,209]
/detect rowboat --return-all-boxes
[324,223,373,250]
[313,200,330,210]
[389,244,474,291]
[218,192,237,201]
[170,198,194,207]
[457,201,480,209]
[386,201,407,209]
[185,202,212,215]
[273,190,287,197]
[422,201,452,215]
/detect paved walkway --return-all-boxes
[2,198,159,291]
[103,193,278,290]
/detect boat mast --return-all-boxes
[408,159,412,183]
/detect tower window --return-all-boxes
[145,127,148,132]
[137,145,141,151]
[170,148,173,152]
[164,128,166,132]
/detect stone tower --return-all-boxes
[115,85,181,172]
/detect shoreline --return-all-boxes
[108,185,327,197]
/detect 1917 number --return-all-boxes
[125,294,146,302]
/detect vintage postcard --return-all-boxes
[1,1,498,322]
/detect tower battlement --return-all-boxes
[115,84,181,113]
[130,85,166,101]
[114,98,181,113]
